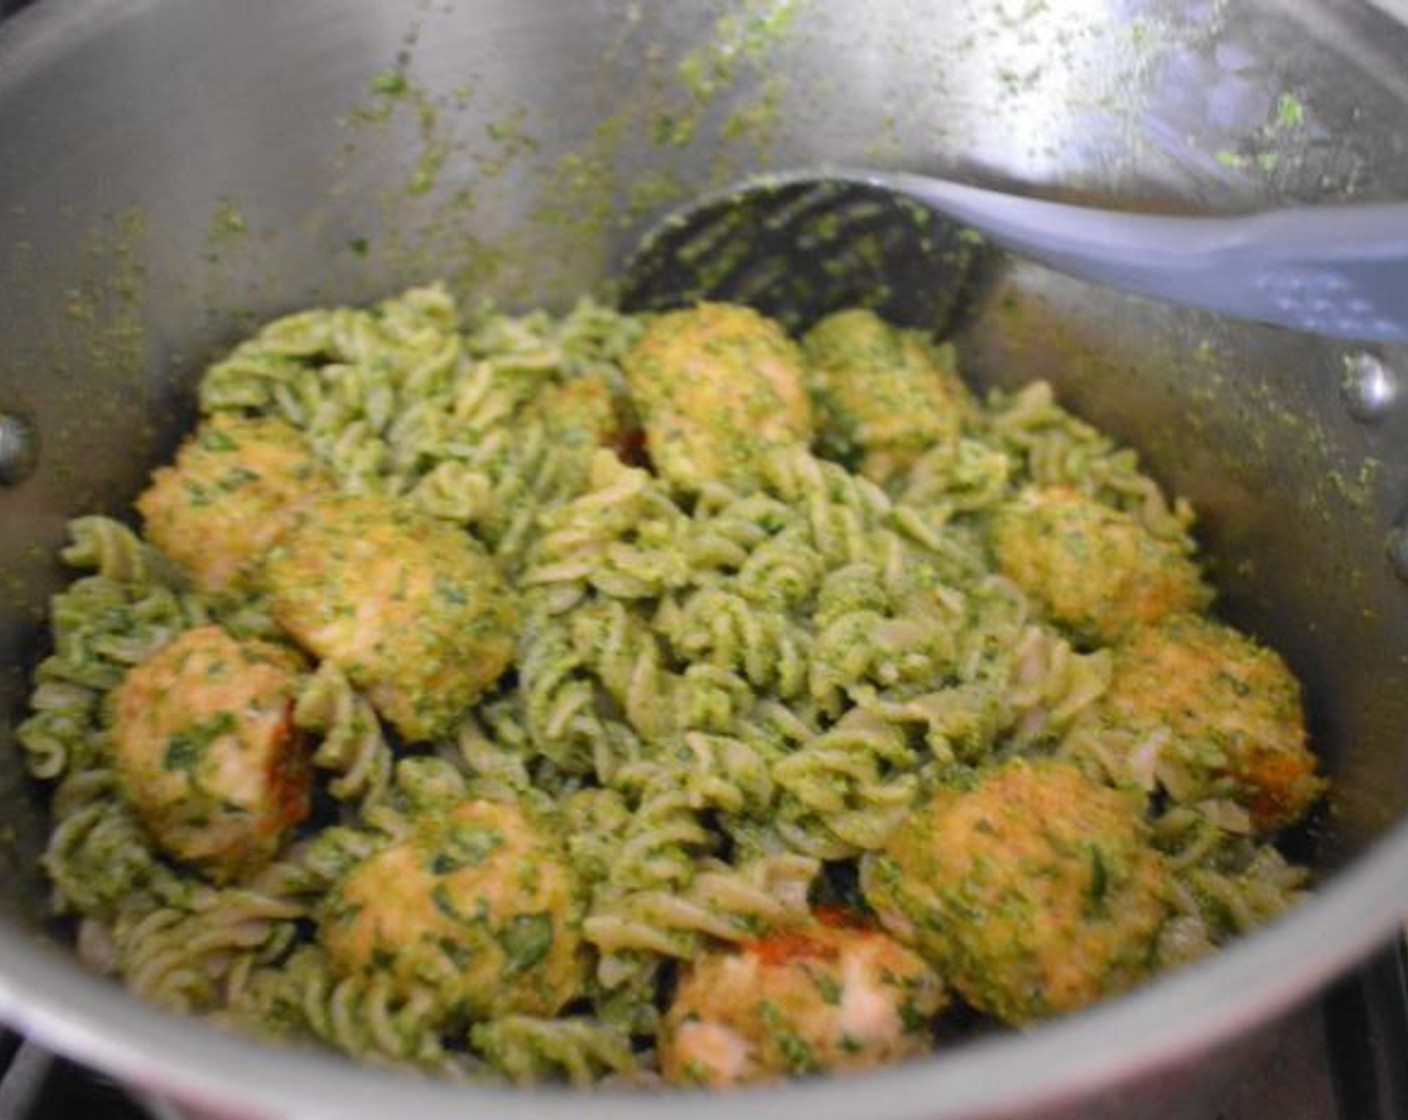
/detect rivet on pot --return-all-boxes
[1340,351,1399,424]
[0,411,40,487]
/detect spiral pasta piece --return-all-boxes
[989,381,1195,542]
[472,1016,640,1087]
[293,663,393,808]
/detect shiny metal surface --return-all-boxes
[1340,351,1401,423]
[4,1,1408,1118]
[0,413,38,487]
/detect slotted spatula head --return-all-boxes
[617,177,994,335]
[622,170,1408,342]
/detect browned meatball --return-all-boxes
[660,917,946,1086]
[803,308,979,484]
[110,626,309,882]
[1095,613,1322,831]
[991,486,1210,644]
[320,800,588,1019]
[623,303,814,494]
[862,758,1170,1024]
[136,415,333,595]
[264,493,519,741]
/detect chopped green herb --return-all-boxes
[899,998,931,1035]
[370,946,396,970]
[370,70,407,95]
[434,577,469,606]
[760,1000,818,1074]
[681,1058,713,1084]
[1276,92,1305,129]
[498,913,554,979]
[198,428,238,452]
[808,966,843,1006]
[218,466,261,491]
[430,882,464,923]
[430,823,503,874]
[1087,845,1110,913]
[162,712,237,774]
[437,935,473,968]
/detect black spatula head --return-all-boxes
[618,176,995,335]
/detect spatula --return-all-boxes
[618,170,1408,341]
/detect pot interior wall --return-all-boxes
[2,0,1408,939]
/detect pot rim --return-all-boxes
[4,1,1408,1117]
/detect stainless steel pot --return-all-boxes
[4,1,1408,1117]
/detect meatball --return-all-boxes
[803,309,979,484]
[320,800,588,1019]
[136,415,333,596]
[264,494,519,742]
[109,625,310,883]
[622,303,814,494]
[991,486,1210,645]
[862,758,1170,1025]
[1094,614,1322,831]
[659,917,946,1087]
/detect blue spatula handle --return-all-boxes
[876,171,1408,342]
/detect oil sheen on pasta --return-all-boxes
[17,287,1323,1089]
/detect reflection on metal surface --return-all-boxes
[1366,0,1408,27]
[1387,524,1408,583]
[1341,351,1400,424]
[0,414,37,488]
